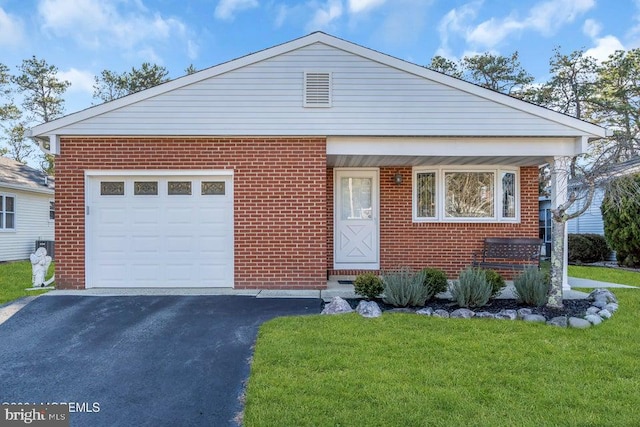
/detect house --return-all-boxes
[28,32,606,290]
[0,156,54,262]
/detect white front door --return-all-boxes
[334,169,379,270]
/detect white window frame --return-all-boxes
[49,199,55,222]
[412,166,520,223]
[0,193,16,231]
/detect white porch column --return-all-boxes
[550,156,571,291]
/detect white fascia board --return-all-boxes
[0,183,54,195]
[327,137,583,158]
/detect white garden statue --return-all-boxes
[30,247,54,287]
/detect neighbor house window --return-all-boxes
[413,167,519,222]
[49,201,55,220]
[0,194,15,230]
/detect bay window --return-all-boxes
[413,167,519,222]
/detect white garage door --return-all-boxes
[86,173,233,288]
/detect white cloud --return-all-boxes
[214,0,259,20]
[582,19,601,39]
[306,0,343,31]
[187,39,199,60]
[0,7,25,48]
[439,0,595,52]
[584,35,625,62]
[38,0,188,52]
[58,68,95,94]
[348,0,386,14]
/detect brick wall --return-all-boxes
[55,137,327,289]
[327,166,539,279]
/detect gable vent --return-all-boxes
[304,72,332,107]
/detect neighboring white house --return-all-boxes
[0,156,55,262]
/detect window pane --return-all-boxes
[6,213,14,229]
[5,196,14,212]
[444,172,494,218]
[502,172,516,218]
[50,201,55,220]
[416,172,436,217]
[202,181,225,195]
[341,177,372,220]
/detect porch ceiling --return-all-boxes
[327,155,547,167]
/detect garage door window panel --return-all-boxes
[134,181,158,196]
[168,181,192,195]
[100,182,124,196]
[202,181,225,195]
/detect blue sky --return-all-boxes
[0,0,638,114]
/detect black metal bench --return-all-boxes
[472,237,543,270]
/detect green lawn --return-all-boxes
[0,260,52,305]
[568,265,640,287]
[244,289,640,426]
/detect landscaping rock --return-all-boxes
[604,303,619,313]
[598,309,613,319]
[321,297,353,315]
[568,317,591,329]
[356,301,382,318]
[586,306,601,315]
[585,314,603,325]
[588,289,618,304]
[388,308,415,314]
[592,299,608,309]
[495,309,517,320]
[523,314,546,323]
[450,308,475,319]
[432,309,450,318]
[416,307,434,316]
[517,308,533,319]
[547,317,568,328]
[475,311,496,319]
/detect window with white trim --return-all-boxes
[0,194,16,230]
[413,167,519,222]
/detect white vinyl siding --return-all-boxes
[0,188,55,261]
[57,43,584,137]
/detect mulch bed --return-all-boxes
[333,297,593,320]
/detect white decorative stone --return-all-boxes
[517,308,533,319]
[598,309,613,319]
[592,300,607,309]
[586,306,601,315]
[588,289,618,304]
[604,303,619,313]
[475,311,496,319]
[495,309,517,320]
[585,314,603,325]
[450,308,475,319]
[547,316,568,328]
[321,297,353,315]
[30,247,52,288]
[416,307,434,316]
[568,317,591,329]
[523,314,546,323]
[356,301,382,318]
[432,309,450,318]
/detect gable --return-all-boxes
[30,33,606,140]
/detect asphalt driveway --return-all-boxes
[0,295,321,426]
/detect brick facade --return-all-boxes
[55,137,538,290]
[327,166,539,279]
[55,137,327,289]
